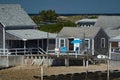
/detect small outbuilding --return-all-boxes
[57,27,109,56]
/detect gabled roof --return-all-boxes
[95,16,120,29]
[0,4,36,27]
[6,29,57,40]
[105,28,120,38]
[95,16,120,38]
[57,27,101,38]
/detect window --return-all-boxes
[60,39,65,47]
[85,40,89,49]
[111,42,118,47]
[49,39,55,50]
[59,39,65,48]
[101,38,105,48]
[84,39,90,49]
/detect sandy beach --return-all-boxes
[0,64,120,80]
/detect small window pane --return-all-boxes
[101,38,105,48]
[60,39,64,47]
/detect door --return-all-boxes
[68,38,74,51]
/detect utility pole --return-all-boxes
[107,41,110,80]
[40,59,44,80]
[41,66,43,80]
[107,57,110,80]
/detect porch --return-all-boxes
[109,41,120,60]
[56,37,94,55]
[5,39,55,55]
[2,29,57,55]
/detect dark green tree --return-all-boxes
[38,20,76,33]
[31,10,76,33]
[40,9,58,22]
[31,15,41,24]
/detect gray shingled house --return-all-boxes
[95,16,120,60]
[57,27,109,56]
[0,4,56,55]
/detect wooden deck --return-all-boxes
[25,53,93,60]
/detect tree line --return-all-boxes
[31,9,76,33]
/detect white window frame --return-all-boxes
[101,38,105,48]
[85,39,90,49]
[59,38,65,48]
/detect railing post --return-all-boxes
[6,53,9,67]
[16,49,17,55]
[75,52,77,58]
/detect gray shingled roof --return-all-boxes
[110,35,120,42]
[57,27,101,38]
[105,28,120,38]
[95,16,120,29]
[0,4,36,27]
[6,29,57,40]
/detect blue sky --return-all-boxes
[0,0,120,14]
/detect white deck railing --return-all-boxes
[0,48,93,56]
[0,47,47,55]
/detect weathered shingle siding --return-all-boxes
[89,39,92,50]
[94,29,109,55]
[0,23,3,48]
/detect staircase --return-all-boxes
[38,47,47,54]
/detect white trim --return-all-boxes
[1,22,6,55]
[92,39,94,55]
[3,27,5,55]
[109,42,111,59]
[67,39,69,51]
[24,41,26,55]
[59,38,66,48]
[119,42,120,47]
